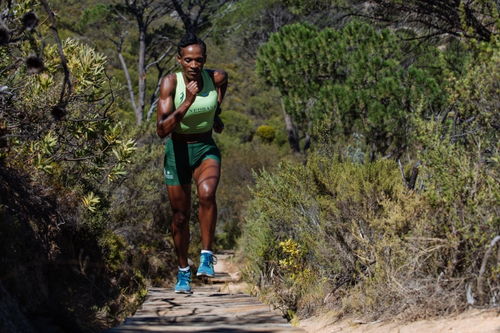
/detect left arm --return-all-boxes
[214,70,228,107]
[212,70,228,133]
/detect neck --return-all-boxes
[183,70,203,83]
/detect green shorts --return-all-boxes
[163,137,221,186]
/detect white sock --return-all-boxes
[178,266,190,271]
[201,250,213,255]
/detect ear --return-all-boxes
[176,54,181,64]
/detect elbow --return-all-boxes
[156,124,167,139]
[157,129,168,139]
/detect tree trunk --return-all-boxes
[146,83,161,121]
[136,27,146,125]
[281,99,300,153]
[118,52,138,120]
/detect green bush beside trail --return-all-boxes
[240,142,499,319]
[241,24,499,321]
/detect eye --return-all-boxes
[185,58,192,62]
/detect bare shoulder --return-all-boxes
[161,73,177,87]
[160,73,177,96]
[211,69,228,87]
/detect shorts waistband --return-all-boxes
[171,130,213,143]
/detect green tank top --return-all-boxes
[174,69,218,134]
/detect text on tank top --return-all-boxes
[173,70,218,134]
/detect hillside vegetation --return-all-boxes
[240,0,499,321]
[0,0,498,332]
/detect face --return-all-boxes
[177,44,206,81]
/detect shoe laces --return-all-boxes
[178,269,191,282]
[201,253,217,265]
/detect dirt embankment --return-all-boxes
[221,253,499,333]
[299,309,500,333]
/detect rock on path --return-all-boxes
[105,254,304,333]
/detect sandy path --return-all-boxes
[104,253,305,332]
[300,309,500,333]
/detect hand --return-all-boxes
[185,80,199,104]
[213,115,224,133]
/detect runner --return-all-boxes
[156,32,228,293]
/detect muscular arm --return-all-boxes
[213,70,228,108]
[212,70,228,133]
[156,74,198,138]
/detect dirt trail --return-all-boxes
[105,253,499,333]
[300,309,500,333]
[104,253,304,332]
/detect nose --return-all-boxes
[190,61,201,69]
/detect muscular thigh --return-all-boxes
[167,184,191,212]
[193,158,220,197]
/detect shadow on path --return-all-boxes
[104,255,304,333]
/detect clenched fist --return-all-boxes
[185,80,200,104]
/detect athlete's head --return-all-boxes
[177,32,206,80]
[177,32,206,57]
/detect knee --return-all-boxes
[172,210,189,228]
[198,191,216,206]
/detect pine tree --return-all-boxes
[257,21,444,157]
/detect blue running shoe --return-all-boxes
[196,252,216,277]
[175,269,192,294]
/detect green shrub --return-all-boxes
[239,146,499,319]
[220,110,255,143]
[255,125,276,143]
[0,6,170,330]
[242,17,499,323]
[216,139,290,249]
[445,39,499,149]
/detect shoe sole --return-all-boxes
[175,289,193,294]
[196,272,215,278]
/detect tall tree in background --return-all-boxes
[369,0,498,42]
[283,0,498,42]
[257,21,444,157]
[113,0,178,125]
[75,0,231,125]
[296,0,498,41]
[113,0,231,124]
[213,0,302,151]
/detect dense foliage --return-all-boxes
[0,1,175,331]
[257,21,446,157]
[241,141,499,319]
[1,0,498,331]
[241,20,499,320]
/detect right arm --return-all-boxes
[156,74,199,138]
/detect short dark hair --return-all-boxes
[177,32,206,56]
